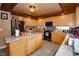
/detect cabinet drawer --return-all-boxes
[9,39,26,48]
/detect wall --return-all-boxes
[0,10,11,38]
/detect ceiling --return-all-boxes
[0,3,78,18]
[59,3,76,14]
[12,3,62,16]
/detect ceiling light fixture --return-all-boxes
[29,5,36,13]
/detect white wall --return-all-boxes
[0,10,11,37]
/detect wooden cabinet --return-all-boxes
[26,39,36,55]
[9,46,26,56]
[32,30,44,33]
[35,38,42,49]
[26,38,43,55]
[7,33,43,56]
[26,34,43,55]
[76,6,79,26]
[51,32,67,44]
[8,39,26,56]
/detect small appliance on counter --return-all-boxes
[15,29,20,37]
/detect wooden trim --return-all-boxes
[38,11,62,18]
[1,3,17,12]
[11,11,62,19]
[59,3,76,15]
[11,12,39,19]
[58,3,64,13]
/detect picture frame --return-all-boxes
[1,12,8,19]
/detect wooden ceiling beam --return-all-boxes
[1,3,17,12]
[38,11,62,18]
[59,3,76,14]
[58,3,64,13]
[11,12,39,19]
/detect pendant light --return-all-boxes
[29,5,36,13]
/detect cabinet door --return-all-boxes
[52,32,66,44]
[9,39,27,56]
[35,38,42,49]
[9,39,26,48]
[27,39,35,55]
[10,46,26,56]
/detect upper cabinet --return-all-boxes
[41,13,75,27]
[54,13,76,26]
[76,6,79,26]
[25,18,38,26]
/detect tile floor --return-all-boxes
[30,40,60,56]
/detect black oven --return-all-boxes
[44,30,52,41]
[44,22,53,41]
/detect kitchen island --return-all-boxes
[4,33,43,56]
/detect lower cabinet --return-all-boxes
[26,38,43,55]
[8,39,26,56]
[9,46,26,56]
[26,39,36,55]
[51,32,67,44]
[7,34,43,56]
[26,34,43,55]
[35,38,42,49]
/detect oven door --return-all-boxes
[44,31,51,41]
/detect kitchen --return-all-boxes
[0,3,79,56]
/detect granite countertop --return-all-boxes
[4,33,43,44]
[55,34,73,56]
